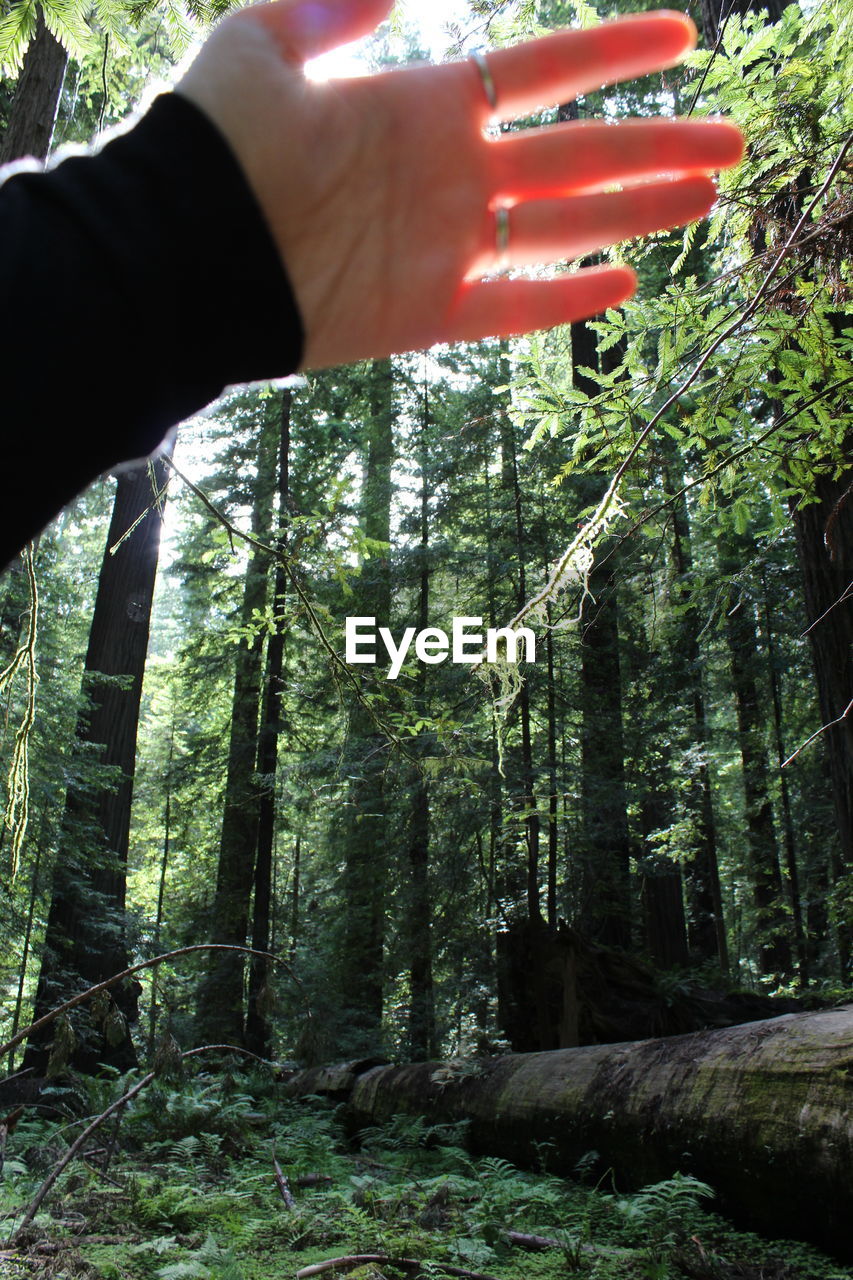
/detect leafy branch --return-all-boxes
[509,129,853,631]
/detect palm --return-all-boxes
[180,1,744,370]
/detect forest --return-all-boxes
[2,0,853,1276]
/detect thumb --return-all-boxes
[246,0,394,64]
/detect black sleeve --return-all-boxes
[0,91,305,567]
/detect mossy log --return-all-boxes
[284,1006,853,1261]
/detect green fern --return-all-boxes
[156,1231,245,1280]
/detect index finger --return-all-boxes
[481,10,698,121]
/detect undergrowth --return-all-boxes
[0,1071,850,1280]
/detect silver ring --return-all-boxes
[495,207,510,267]
[471,51,498,112]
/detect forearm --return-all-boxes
[0,92,304,566]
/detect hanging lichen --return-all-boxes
[479,478,627,775]
[1,542,39,879]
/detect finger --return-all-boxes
[472,175,717,274]
[481,11,697,120]
[446,265,638,346]
[492,118,744,201]
[247,0,393,64]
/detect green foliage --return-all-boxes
[1,1085,850,1280]
[3,14,853,1280]
[0,0,234,76]
[612,1174,715,1271]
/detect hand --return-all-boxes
[178,0,744,370]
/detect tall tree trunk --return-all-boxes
[760,575,808,986]
[407,768,435,1060]
[289,836,300,964]
[669,481,728,968]
[339,359,394,1054]
[23,459,169,1075]
[578,565,631,948]
[721,537,792,982]
[573,316,631,950]
[545,605,559,930]
[791,462,853,976]
[0,9,68,658]
[196,413,277,1046]
[0,8,67,165]
[699,0,835,978]
[407,378,436,1062]
[639,790,690,969]
[495,350,555,1050]
[500,403,541,925]
[246,389,293,1059]
[147,728,174,1055]
[479,447,503,1045]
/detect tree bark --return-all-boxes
[791,461,853,974]
[287,1004,853,1262]
[573,316,631,950]
[246,389,293,1060]
[338,358,394,1053]
[639,790,689,970]
[760,574,808,986]
[497,344,541,925]
[721,536,792,982]
[406,378,436,1062]
[0,8,67,165]
[196,411,277,1046]
[669,480,728,968]
[23,459,169,1075]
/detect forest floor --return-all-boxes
[0,1070,850,1280]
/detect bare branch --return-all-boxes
[0,943,303,1061]
[782,696,853,769]
[272,1142,296,1209]
[8,1043,262,1243]
[801,580,853,638]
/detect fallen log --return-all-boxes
[283,1005,853,1262]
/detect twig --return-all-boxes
[782,695,853,768]
[8,1044,260,1243]
[801,580,853,637]
[83,1159,123,1188]
[579,373,853,608]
